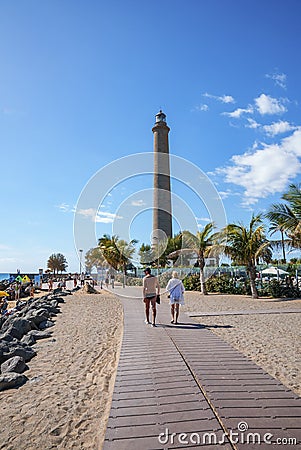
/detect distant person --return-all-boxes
[104,277,109,288]
[29,282,35,297]
[80,272,85,286]
[73,276,78,288]
[14,282,21,301]
[166,271,185,325]
[0,297,8,315]
[48,278,53,291]
[111,274,115,289]
[142,268,160,327]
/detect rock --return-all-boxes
[34,308,51,318]
[83,283,99,294]
[1,356,26,374]
[26,329,52,340]
[0,372,28,391]
[48,295,65,303]
[39,320,55,330]
[3,344,36,363]
[50,299,59,308]
[21,334,36,346]
[1,318,33,340]
[25,311,49,327]
[38,304,59,315]
[52,288,62,295]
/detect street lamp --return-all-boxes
[79,249,83,274]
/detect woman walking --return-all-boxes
[166,271,185,325]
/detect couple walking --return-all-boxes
[142,268,185,327]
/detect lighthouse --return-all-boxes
[152,110,172,242]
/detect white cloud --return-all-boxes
[196,217,211,222]
[221,95,235,104]
[75,208,96,218]
[203,92,235,103]
[223,105,253,118]
[262,120,296,136]
[255,93,287,115]
[95,216,115,224]
[75,208,122,223]
[266,72,287,89]
[246,118,261,129]
[96,211,123,223]
[57,203,70,212]
[193,104,209,112]
[216,128,301,205]
[131,200,147,206]
[217,190,232,199]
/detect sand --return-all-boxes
[182,292,301,397]
[1,289,300,450]
[0,291,123,450]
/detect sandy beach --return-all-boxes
[0,290,123,450]
[0,288,300,450]
[183,292,301,397]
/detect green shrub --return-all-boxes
[266,280,300,298]
[206,274,251,295]
[183,273,252,295]
[183,274,201,291]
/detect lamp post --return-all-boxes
[79,249,83,275]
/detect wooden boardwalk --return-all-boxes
[103,287,301,449]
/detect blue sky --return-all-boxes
[1,0,301,273]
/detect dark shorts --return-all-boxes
[144,295,156,307]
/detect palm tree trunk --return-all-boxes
[199,256,208,295]
[199,268,208,295]
[248,265,258,299]
[123,264,127,288]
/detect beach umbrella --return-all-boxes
[0,291,9,297]
[22,275,31,283]
[261,267,289,275]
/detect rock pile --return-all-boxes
[0,290,70,391]
[83,283,99,294]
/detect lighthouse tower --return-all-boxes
[152,110,172,242]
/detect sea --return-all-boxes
[0,273,10,282]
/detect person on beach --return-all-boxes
[110,274,115,288]
[29,282,35,297]
[166,271,185,325]
[104,276,109,288]
[14,282,21,301]
[48,278,53,291]
[142,268,160,327]
[80,272,85,286]
[73,276,78,288]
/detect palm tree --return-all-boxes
[266,183,301,249]
[219,214,271,299]
[116,238,138,278]
[267,217,288,263]
[47,253,68,274]
[139,243,152,266]
[85,247,107,273]
[181,222,217,295]
[98,235,137,285]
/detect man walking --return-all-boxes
[142,268,160,327]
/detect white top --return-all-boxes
[166,278,185,305]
